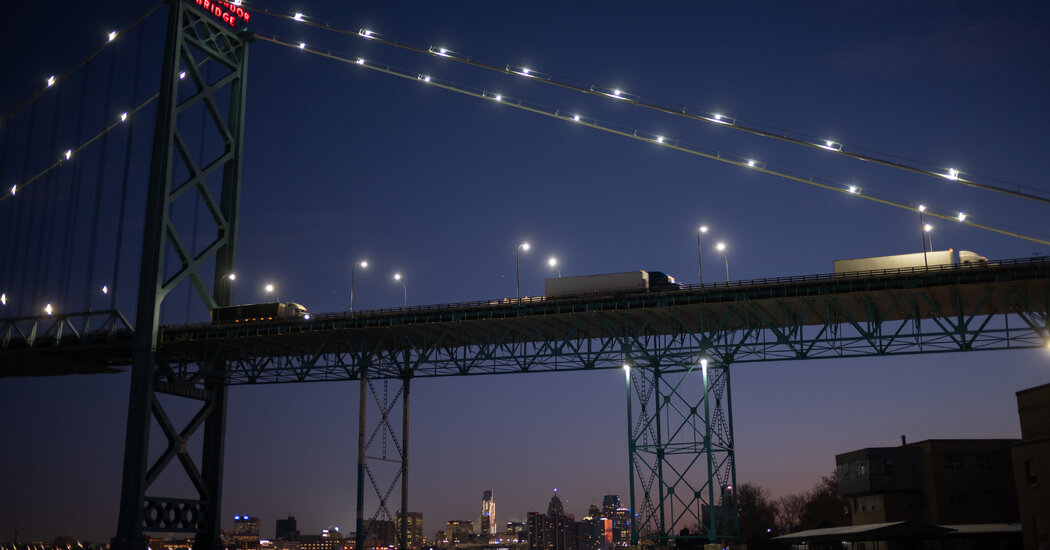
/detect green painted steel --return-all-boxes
[111,2,250,550]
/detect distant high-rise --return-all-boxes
[601,495,620,513]
[233,515,261,550]
[396,510,424,550]
[480,489,496,535]
[275,516,298,541]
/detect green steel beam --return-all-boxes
[112,2,250,550]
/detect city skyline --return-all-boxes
[2,0,1048,545]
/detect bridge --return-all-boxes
[1,2,1048,549]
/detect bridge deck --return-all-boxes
[3,258,1047,378]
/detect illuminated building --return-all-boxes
[599,497,630,546]
[362,520,394,550]
[234,515,262,550]
[527,493,576,550]
[480,490,496,536]
[444,520,474,544]
[396,511,424,549]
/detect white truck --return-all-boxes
[545,270,679,298]
[833,249,987,274]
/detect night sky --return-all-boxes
[2,1,1049,543]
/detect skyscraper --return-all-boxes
[275,516,298,541]
[233,515,261,550]
[480,489,496,536]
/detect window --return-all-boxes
[855,495,883,513]
[1026,460,1038,486]
[855,460,868,477]
[976,452,995,470]
[883,459,895,475]
[944,453,963,471]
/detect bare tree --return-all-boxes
[775,493,807,533]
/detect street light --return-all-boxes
[351,260,368,311]
[716,242,729,282]
[924,224,934,251]
[548,257,561,278]
[918,204,929,268]
[516,242,530,300]
[265,283,280,303]
[697,225,709,285]
[393,273,406,307]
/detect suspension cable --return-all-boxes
[0,2,163,125]
[254,9,1050,206]
[256,34,1050,246]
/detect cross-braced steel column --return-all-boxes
[627,354,738,546]
[112,2,250,550]
[355,352,412,549]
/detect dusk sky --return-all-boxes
[2,1,1049,544]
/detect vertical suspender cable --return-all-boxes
[0,109,14,287]
[110,24,146,311]
[58,63,93,309]
[24,87,65,311]
[84,46,118,312]
[37,85,67,305]
[6,102,36,314]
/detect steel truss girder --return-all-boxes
[147,277,1050,385]
[113,2,249,550]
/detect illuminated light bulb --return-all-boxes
[10,185,16,196]
[47,75,56,87]
[848,185,859,194]
[108,31,117,42]
[494,94,502,101]
[1,293,6,306]
[298,42,306,49]
[713,113,723,121]
[572,114,580,122]
[612,89,622,97]
[957,212,967,222]
[102,285,109,295]
[64,149,72,160]
[394,273,402,281]
[293,12,305,21]
[924,223,932,232]
[826,140,834,147]
[303,313,311,320]
[747,159,755,167]
[947,168,959,181]
[421,75,431,82]
[361,29,374,39]
[120,112,128,122]
[521,67,531,75]
[918,204,926,212]
[228,273,236,281]
[179,71,186,80]
[356,58,365,65]
[655,136,665,143]
[232,0,242,5]
[45,303,53,316]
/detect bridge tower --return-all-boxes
[112,1,250,549]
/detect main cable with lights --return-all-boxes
[253,7,1050,206]
[256,34,1050,246]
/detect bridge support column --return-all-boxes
[626,353,738,547]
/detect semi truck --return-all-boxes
[833,249,987,274]
[211,302,309,324]
[545,270,680,298]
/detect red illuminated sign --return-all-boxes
[194,0,251,27]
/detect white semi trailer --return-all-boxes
[545,270,679,298]
[833,249,987,274]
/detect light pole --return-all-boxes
[265,283,280,303]
[516,242,530,300]
[548,257,561,278]
[918,204,928,268]
[716,242,729,282]
[351,260,368,311]
[394,273,406,307]
[697,225,709,285]
[924,224,934,252]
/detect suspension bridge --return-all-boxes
[1,2,1048,549]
